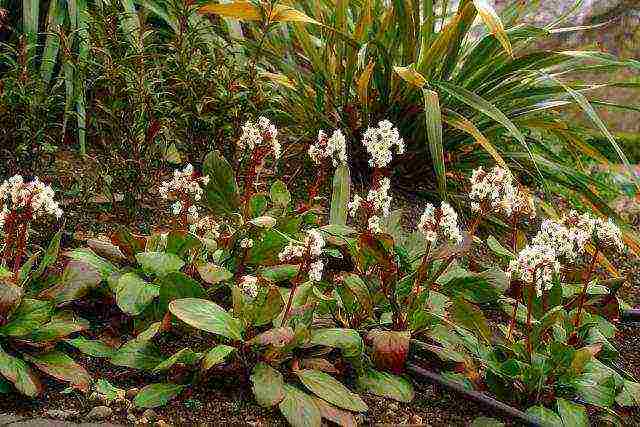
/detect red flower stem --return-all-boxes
[507,215,519,341]
[12,222,28,275]
[2,218,15,265]
[573,248,599,328]
[280,256,309,327]
[525,277,535,360]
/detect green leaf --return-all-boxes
[573,371,616,408]
[270,180,291,209]
[153,348,201,373]
[115,273,160,316]
[525,406,562,426]
[296,369,367,412]
[557,398,588,427]
[278,385,322,427]
[158,272,207,313]
[312,396,357,427]
[423,89,446,198]
[0,344,42,397]
[65,336,115,358]
[356,368,414,403]
[202,345,236,370]
[260,264,300,282]
[196,263,233,285]
[33,230,62,280]
[110,339,164,371]
[251,287,285,327]
[95,379,125,403]
[0,299,52,337]
[135,252,185,277]
[251,363,286,407]
[169,298,244,341]
[134,383,185,408]
[616,380,640,407]
[310,328,363,359]
[486,236,514,259]
[330,164,350,226]
[66,248,118,279]
[27,311,89,342]
[472,0,512,56]
[451,296,492,344]
[25,351,91,391]
[39,261,101,306]
[203,150,241,215]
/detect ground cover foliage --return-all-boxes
[1,1,640,426]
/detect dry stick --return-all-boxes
[573,248,600,328]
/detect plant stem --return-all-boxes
[507,215,519,341]
[12,222,27,275]
[573,248,599,328]
[280,257,309,327]
[525,280,535,360]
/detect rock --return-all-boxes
[136,418,149,425]
[142,409,157,421]
[44,409,79,420]
[156,420,172,427]
[126,387,140,399]
[408,414,423,424]
[127,411,138,423]
[86,405,113,420]
[387,402,399,411]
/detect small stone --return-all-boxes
[127,412,138,423]
[126,387,140,399]
[86,406,113,420]
[142,409,157,421]
[156,420,171,427]
[45,409,79,420]
[388,402,399,411]
[136,417,149,425]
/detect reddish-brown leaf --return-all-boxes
[367,330,410,375]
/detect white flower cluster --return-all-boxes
[417,202,463,245]
[0,175,63,225]
[469,166,534,218]
[308,130,347,167]
[508,244,560,296]
[159,164,210,220]
[532,210,624,260]
[189,216,221,238]
[238,116,281,159]
[239,275,259,299]
[348,178,393,234]
[278,229,325,282]
[362,120,405,168]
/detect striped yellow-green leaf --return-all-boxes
[472,0,513,57]
[330,165,350,226]
[423,89,446,198]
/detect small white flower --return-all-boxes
[368,216,383,234]
[348,195,363,218]
[238,116,281,158]
[240,238,254,249]
[418,202,463,245]
[508,244,560,296]
[308,260,324,282]
[595,218,624,252]
[308,129,348,166]
[239,275,259,299]
[469,166,533,218]
[362,120,404,168]
[366,177,392,217]
[277,229,325,262]
[189,216,221,238]
[171,201,183,216]
[0,175,63,222]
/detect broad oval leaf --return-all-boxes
[356,368,414,403]
[135,252,185,277]
[169,298,243,341]
[39,261,101,306]
[202,345,236,371]
[197,263,233,285]
[153,348,201,373]
[296,369,367,412]
[116,273,160,316]
[25,351,91,392]
[64,336,115,358]
[203,150,240,215]
[110,339,164,371]
[0,299,53,337]
[557,398,588,427]
[251,362,285,407]
[158,272,207,313]
[134,383,185,408]
[310,328,363,359]
[525,406,561,427]
[278,384,322,427]
[0,344,42,397]
[270,180,291,208]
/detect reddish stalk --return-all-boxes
[507,215,519,341]
[12,222,28,275]
[573,248,599,328]
[280,256,310,327]
[525,278,535,359]
[2,217,15,265]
